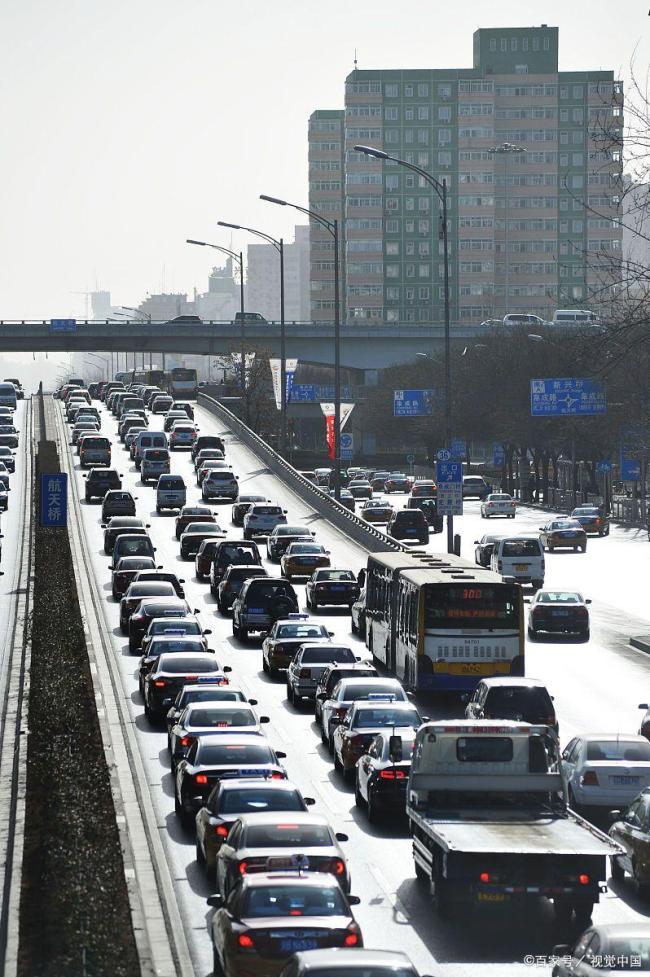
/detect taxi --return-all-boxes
[480,493,516,519]
[281,543,331,580]
[384,473,412,493]
[570,506,610,537]
[539,518,587,552]
[262,616,332,677]
[207,872,362,977]
[332,697,423,781]
[359,500,394,524]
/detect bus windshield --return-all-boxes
[424,583,519,629]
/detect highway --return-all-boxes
[57,397,650,977]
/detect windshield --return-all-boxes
[289,544,323,554]
[185,523,220,534]
[252,506,282,515]
[149,640,204,655]
[587,741,650,762]
[187,707,254,727]
[501,540,541,556]
[243,884,347,918]
[301,647,355,664]
[536,592,582,603]
[150,621,201,635]
[248,581,293,599]
[424,583,519,630]
[317,571,356,582]
[117,539,152,555]
[276,625,326,639]
[197,743,273,765]
[220,789,304,814]
[244,823,332,847]
[353,708,420,729]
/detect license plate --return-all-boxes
[406,529,417,535]
[515,564,528,571]
[249,608,265,614]
[331,585,346,591]
[561,532,577,538]
[280,939,318,953]
[477,892,508,903]
[611,775,640,785]
[552,609,570,617]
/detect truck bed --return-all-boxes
[410,809,618,857]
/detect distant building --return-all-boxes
[246,225,310,321]
[623,180,650,274]
[308,109,345,323]
[193,258,239,321]
[137,293,193,321]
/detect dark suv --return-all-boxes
[386,508,429,545]
[464,677,557,733]
[231,578,299,642]
[84,468,122,502]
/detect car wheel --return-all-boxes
[334,750,343,773]
[581,545,587,553]
[367,789,380,823]
[527,626,536,640]
[328,732,335,755]
[239,627,248,643]
[610,855,625,881]
[262,658,269,673]
[354,777,365,808]
[351,617,358,635]
[287,683,294,704]
[128,637,138,654]
[195,839,205,866]
[217,600,226,615]
[232,620,239,638]
[582,629,590,642]
[212,945,225,977]
[156,506,161,514]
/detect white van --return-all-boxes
[134,431,168,469]
[156,474,187,513]
[0,383,17,411]
[552,309,600,326]
[141,447,170,484]
[490,535,545,589]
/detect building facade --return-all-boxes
[309,26,623,325]
[246,225,310,321]
[308,109,345,322]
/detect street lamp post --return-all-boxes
[260,195,342,500]
[218,221,287,455]
[488,143,526,316]
[187,239,247,415]
[355,144,454,552]
[116,306,152,369]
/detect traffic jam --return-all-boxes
[57,376,650,976]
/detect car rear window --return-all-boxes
[501,540,541,557]
[395,512,425,526]
[145,449,168,461]
[159,657,215,673]
[537,592,582,603]
[316,570,356,582]
[252,506,283,515]
[300,647,355,664]
[180,689,244,708]
[276,625,326,639]
[243,884,346,918]
[149,640,205,656]
[220,789,304,814]
[197,742,273,765]
[85,438,110,448]
[187,707,254,727]
[341,683,404,701]
[159,477,184,488]
[354,708,420,728]
[116,539,152,555]
[151,621,201,635]
[186,523,221,534]
[244,824,332,847]
[485,687,553,718]
[587,740,650,762]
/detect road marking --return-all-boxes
[368,863,410,923]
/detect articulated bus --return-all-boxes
[364,551,524,693]
[166,367,198,399]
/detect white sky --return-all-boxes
[0,0,646,322]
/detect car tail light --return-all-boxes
[271,772,284,780]
[544,716,555,726]
[581,771,599,786]
[344,930,359,947]
[215,825,229,838]
[379,769,407,780]
[576,607,588,618]
[579,874,590,885]
[239,860,248,875]
[194,773,208,785]
[238,933,254,948]
[154,680,166,688]
[180,736,193,747]
[479,872,490,883]
[320,858,345,876]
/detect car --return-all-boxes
[215,812,351,899]
[267,525,315,561]
[369,471,390,492]
[231,494,269,527]
[175,733,287,828]
[143,652,228,723]
[243,503,288,539]
[465,677,557,731]
[192,434,225,461]
[102,516,150,554]
[170,423,199,450]
[347,480,372,500]
[138,637,227,698]
[319,675,402,750]
[202,470,240,502]
[551,923,650,976]
[328,488,355,513]
[166,683,255,744]
[281,543,331,580]
[71,420,99,446]
[163,410,189,433]
[350,589,366,638]
[175,505,216,539]
[313,662,378,725]
[384,473,412,493]
[141,447,171,484]
[209,539,263,593]
[0,447,15,473]
[480,492,516,518]
[110,531,155,568]
[195,778,314,881]
[173,400,195,420]
[359,500,394,524]
[561,735,650,814]
[386,509,429,545]
[197,459,231,486]
[134,431,168,468]
[332,698,423,781]
[150,394,174,414]
[407,497,443,532]
[128,597,194,652]
[156,474,187,513]
[194,448,226,473]
[277,949,428,977]
[207,873,362,977]
[409,479,436,500]
[125,427,147,454]
[571,506,610,537]
[462,475,491,499]
[355,727,416,822]
[262,617,333,677]
[539,518,587,553]
[83,467,122,502]
[0,485,8,511]
[473,533,503,568]
[119,581,176,633]
[609,789,650,896]
[490,534,545,589]
[195,538,226,581]
[232,578,299,642]
[79,434,111,467]
[101,490,137,521]
[180,522,225,560]
[287,644,358,706]
[526,590,591,640]
[140,616,212,658]
[217,565,268,614]
[111,556,158,601]
[305,569,360,611]
[169,701,269,771]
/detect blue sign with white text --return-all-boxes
[596,460,613,474]
[493,443,505,466]
[436,461,462,484]
[393,389,434,417]
[620,447,641,481]
[450,439,466,459]
[289,384,350,403]
[49,318,77,333]
[40,473,68,527]
[530,378,606,416]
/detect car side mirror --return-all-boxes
[157,565,163,570]
[260,631,268,639]
[153,547,157,552]
[108,565,113,570]
[248,698,258,706]
[639,704,649,710]
[275,750,287,759]
[259,716,270,724]
[347,895,361,906]
[145,524,151,529]
[179,579,185,584]
[101,524,107,529]
[586,598,592,604]
[335,832,349,842]
[420,715,430,723]
[203,628,212,635]
[304,797,316,806]
[82,474,87,478]
[222,665,232,673]
[316,691,327,700]
[193,608,200,614]
[206,894,223,909]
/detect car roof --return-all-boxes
[352,699,416,711]
[218,778,300,792]
[339,677,401,688]
[480,677,548,688]
[238,872,341,890]
[235,811,329,828]
[578,734,649,743]
[158,651,217,664]
[290,949,415,970]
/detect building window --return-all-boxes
[560,220,569,233]
[490,38,496,51]
[385,83,398,97]
[510,37,517,51]
[572,85,583,99]
[406,197,415,211]
[406,241,415,256]
[572,152,583,166]
[406,263,415,278]
[571,174,584,189]
[438,83,452,99]
[405,219,415,233]
[572,220,583,233]
[386,174,399,191]
[386,286,399,300]
[405,174,415,188]
[384,129,399,144]
[418,105,429,120]
[405,128,414,143]
[560,108,568,122]
[419,219,430,234]
[417,128,429,144]
[386,241,399,255]
[515,65,528,74]
[417,83,429,97]
[560,86,568,98]
[560,131,569,145]
[405,107,414,121]
[385,198,399,211]
[438,151,452,166]
[543,36,550,51]
[532,36,539,51]
[419,241,430,256]
[501,38,507,51]
[385,219,399,233]
[418,263,430,277]
[438,105,451,122]
[386,264,399,278]
[560,198,569,211]
[572,108,584,124]
[438,128,452,145]
[522,37,528,51]
[418,197,430,212]
[572,131,583,144]
[405,84,414,97]
[384,106,398,121]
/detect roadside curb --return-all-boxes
[630,636,650,655]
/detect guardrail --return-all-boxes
[197,393,412,555]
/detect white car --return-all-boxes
[561,734,650,812]
[480,493,516,519]
[242,503,287,539]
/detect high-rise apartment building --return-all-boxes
[246,225,310,321]
[308,109,345,321]
[309,25,623,325]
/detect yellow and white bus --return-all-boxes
[364,551,524,693]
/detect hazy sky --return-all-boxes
[0,0,647,323]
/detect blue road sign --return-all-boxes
[340,432,354,461]
[620,445,641,481]
[393,389,434,417]
[49,318,77,333]
[436,461,462,484]
[436,449,451,462]
[493,443,505,466]
[530,378,606,416]
[406,452,415,464]
[40,473,67,527]
[289,384,350,403]
[450,438,466,459]
[596,460,613,474]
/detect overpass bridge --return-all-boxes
[0,319,499,369]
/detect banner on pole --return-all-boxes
[269,359,298,410]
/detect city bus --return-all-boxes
[364,551,524,693]
[166,367,198,399]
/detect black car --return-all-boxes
[474,533,503,568]
[407,497,443,533]
[216,565,268,614]
[128,597,194,652]
[101,490,137,521]
[209,539,262,594]
[465,677,557,732]
[266,525,315,561]
[102,516,150,554]
[131,570,185,598]
[386,509,429,545]
[140,616,211,657]
[175,506,216,540]
[143,652,228,723]
[0,448,15,473]
[174,733,286,828]
[305,569,360,610]
[179,523,225,560]
[191,435,225,461]
[231,495,269,528]
[232,578,299,641]
[354,728,415,822]
[527,589,591,640]
[120,581,177,633]
[261,617,333,677]
[84,467,122,502]
[137,636,221,697]
[165,683,255,743]
[111,556,158,601]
